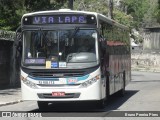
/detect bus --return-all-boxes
[17,9,131,109]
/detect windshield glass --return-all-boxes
[22,29,98,69]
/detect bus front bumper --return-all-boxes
[21,80,103,101]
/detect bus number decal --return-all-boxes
[38,81,54,85]
[67,78,77,84]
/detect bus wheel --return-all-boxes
[37,101,48,109]
[119,71,125,97]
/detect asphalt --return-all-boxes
[0,87,22,107]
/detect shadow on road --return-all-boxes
[29,90,138,117]
[104,90,138,111]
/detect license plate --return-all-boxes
[52,92,65,96]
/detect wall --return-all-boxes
[0,30,20,87]
[0,41,13,86]
[132,27,160,72]
[143,27,160,50]
[132,51,160,72]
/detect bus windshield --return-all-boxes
[22,29,98,69]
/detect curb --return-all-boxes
[0,100,23,107]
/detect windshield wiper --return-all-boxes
[67,53,80,62]
[70,27,79,39]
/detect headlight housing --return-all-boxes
[80,75,100,88]
[21,75,37,89]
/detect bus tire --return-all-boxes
[119,71,125,97]
[37,101,48,109]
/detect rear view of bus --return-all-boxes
[19,9,131,109]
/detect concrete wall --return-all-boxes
[0,41,13,86]
[132,51,160,72]
[143,27,160,50]
[0,40,21,87]
[0,30,21,87]
[133,27,160,72]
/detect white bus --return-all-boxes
[17,9,131,109]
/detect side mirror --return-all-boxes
[15,26,22,47]
[15,26,22,57]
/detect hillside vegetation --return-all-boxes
[0,0,159,31]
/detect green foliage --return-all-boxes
[0,0,25,30]
[25,0,51,11]
[73,0,133,27]
[73,0,108,15]
[0,0,67,31]
[155,0,160,23]
[0,0,159,31]
[131,34,143,44]
[124,0,150,29]
[25,0,66,12]
[113,9,133,27]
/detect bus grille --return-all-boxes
[29,71,85,78]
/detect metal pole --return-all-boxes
[108,0,113,19]
[68,0,73,10]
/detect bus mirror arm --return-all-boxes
[100,41,106,51]
[15,26,22,47]
[100,37,107,50]
[15,26,22,58]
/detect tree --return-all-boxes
[73,0,133,27]
[73,0,108,15]
[156,0,160,23]
[0,0,159,31]
[0,0,25,30]
[25,0,51,12]
[0,0,67,31]
[142,0,160,27]
[25,0,67,12]
[124,0,150,29]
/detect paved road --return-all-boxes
[1,71,160,120]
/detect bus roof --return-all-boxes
[22,9,129,30]
[23,9,98,17]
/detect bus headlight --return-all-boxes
[21,75,37,89]
[80,75,100,88]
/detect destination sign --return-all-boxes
[23,14,96,25]
[25,59,45,64]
